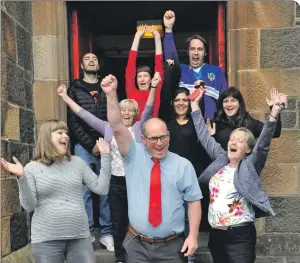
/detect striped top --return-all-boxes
[17,154,112,243]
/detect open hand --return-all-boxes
[181,235,198,257]
[1,157,24,178]
[206,119,216,136]
[92,144,100,156]
[271,92,288,115]
[101,75,118,95]
[57,84,67,97]
[136,25,147,38]
[96,138,110,154]
[266,87,279,107]
[148,25,160,39]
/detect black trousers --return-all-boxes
[208,224,256,263]
[108,175,129,263]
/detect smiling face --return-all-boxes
[173,92,189,117]
[81,53,100,73]
[51,129,69,156]
[188,39,206,68]
[142,119,170,160]
[119,99,138,127]
[223,96,240,117]
[120,107,136,127]
[227,130,251,163]
[137,71,151,91]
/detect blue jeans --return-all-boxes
[75,144,112,237]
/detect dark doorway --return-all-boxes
[67,1,226,100]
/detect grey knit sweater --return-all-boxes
[17,154,112,243]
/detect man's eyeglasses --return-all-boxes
[143,132,170,144]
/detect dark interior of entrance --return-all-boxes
[66,1,221,230]
[67,1,222,100]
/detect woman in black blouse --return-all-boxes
[206,87,282,150]
[159,60,209,263]
[159,60,207,178]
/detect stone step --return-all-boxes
[94,249,212,263]
[94,248,115,263]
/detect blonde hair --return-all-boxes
[33,119,71,165]
[119,99,139,118]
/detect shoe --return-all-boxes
[100,235,114,252]
[90,235,96,243]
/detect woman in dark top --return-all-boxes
[159,60,208,263]
[206,87,282,150]
[159,60,207,176]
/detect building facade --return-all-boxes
[1,1,300,262]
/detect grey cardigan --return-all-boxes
[191,109,276,218]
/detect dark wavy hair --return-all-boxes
[214,87,250,128]
[171,87,192,119]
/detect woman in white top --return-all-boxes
[57,72,161,263]
[189,88,287,263]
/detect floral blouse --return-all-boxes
[110,127,135,177]
[208,165,255,228]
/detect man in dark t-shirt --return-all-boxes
[67,53,114,251]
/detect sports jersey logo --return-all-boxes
[208,73,215,82]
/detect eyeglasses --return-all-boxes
[144,132,170,144]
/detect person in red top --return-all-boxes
[126,25,164,120]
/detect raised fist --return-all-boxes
[163,10,175,28]
[101,75,118,94]
[151,72,161,88]
[57,84,67,97]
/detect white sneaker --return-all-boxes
[90,235,96,243]
[99,235,114,252]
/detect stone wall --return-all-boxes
[32,1,69,128]
[227,1,300,262]
[1,1,34,261]
[1,1,69,262]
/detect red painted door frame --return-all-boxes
[70,2,226,79]
[71,10,80,79]
[217,2,226,72]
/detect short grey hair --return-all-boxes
[230,127,256,152]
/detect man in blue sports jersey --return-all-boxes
[163,10,228,120]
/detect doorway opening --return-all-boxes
[67,1,226,101]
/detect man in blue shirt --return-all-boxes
[101,74,203,263]
[163,10,228,120]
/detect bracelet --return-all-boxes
[269,113,278,120]
[165,26,173,29]
[150,86,157,89]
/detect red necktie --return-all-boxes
[148,157,162,227]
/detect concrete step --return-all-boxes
[94,248,115,263]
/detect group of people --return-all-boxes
[1,10,288,263]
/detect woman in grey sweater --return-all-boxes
[57,73,161,263]
[189,88,287,263]
[1,120,112,263]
